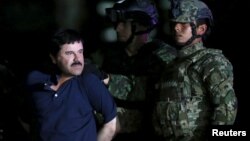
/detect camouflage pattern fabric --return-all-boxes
[171,0,213,24]
[108,74,146,133]
[153,42,237,141]
[107,40,177,133]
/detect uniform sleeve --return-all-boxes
[82,74,117,123]
[202,55,237,125]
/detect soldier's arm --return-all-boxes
[203,56,237,125]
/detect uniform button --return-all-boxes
[54,93,58,97]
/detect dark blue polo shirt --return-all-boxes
[26,71,116,141]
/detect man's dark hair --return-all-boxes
[49,29,83,57]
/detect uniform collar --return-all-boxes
[178,42,205,58]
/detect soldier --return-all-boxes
[101,0,177,140]
[153,0,237,140]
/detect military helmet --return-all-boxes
[106,0,158,27]
[171,0,213,25]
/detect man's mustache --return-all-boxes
[71,61,82,66]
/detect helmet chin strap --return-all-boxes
[134,26,155,35]
[178,22,202,47]
[125,21,153,45]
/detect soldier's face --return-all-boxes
[172,22,193,45]
[115,20,132,42]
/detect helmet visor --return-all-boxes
[106,8,126,23]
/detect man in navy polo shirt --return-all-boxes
[26,29,119,141]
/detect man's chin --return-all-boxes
[73,72,82,76]
[71,69,83,76]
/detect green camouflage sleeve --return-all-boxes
[202,55,237,125]
[108,74,134,100]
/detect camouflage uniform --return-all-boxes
[106,40,176,134]
[152,0,237,140]
[153,42,237,140]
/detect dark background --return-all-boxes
[0,0,249,131]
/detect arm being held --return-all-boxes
[81,74,120,140]
[97,116,120,141]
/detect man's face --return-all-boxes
[172,22,193,46]
[115,20,132,42]
[54,41,84,77]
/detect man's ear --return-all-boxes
[196,24,207,36]
[49,54,56,64]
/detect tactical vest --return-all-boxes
[153,48,224,140]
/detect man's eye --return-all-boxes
[79,49,84,54]
[65,52,73,55]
